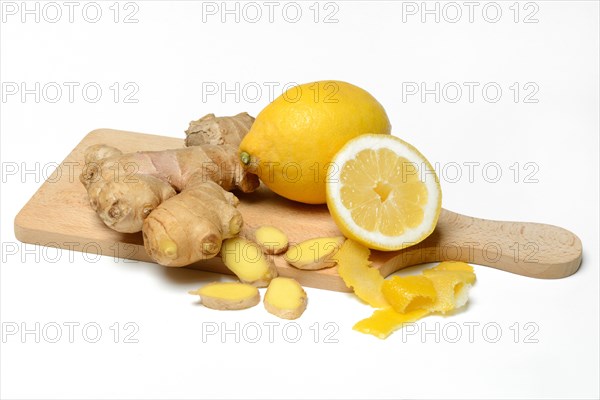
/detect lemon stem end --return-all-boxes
[240,152,251,165]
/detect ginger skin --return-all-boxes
[80,113,259,267]
[185,112,254,147]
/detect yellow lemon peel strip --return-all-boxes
[422,269,475,314]
[353,308,429,340]
[429,261,475,274]
[333,240,389,308]
[382,275,437,313]
[355,261,476,339]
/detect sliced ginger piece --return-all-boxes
[353,308,429,339]
[253,225,289,255]
[189,282,259,310]
[333,239,389,308]
[264,277,307,320]
[221,237,278,287]
[382,275,437,313]
[284,236,345,270]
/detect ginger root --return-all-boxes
[220,237,278,287]
[185,112,254,147]
[189,282,260,310]
[80,113,258,267]
[264,277,307,320]
[284,236,345,270]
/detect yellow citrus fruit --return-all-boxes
[326,134,442,251]
[239,80,391,204]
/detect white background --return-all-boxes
[1,1,599,399]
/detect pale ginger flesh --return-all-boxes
[284,236,345,270]
[220,237,278,287]
[264,277,307,320]
[252,226,289,255]
[189,282,260,310]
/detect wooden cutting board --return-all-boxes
[14,129,583,291]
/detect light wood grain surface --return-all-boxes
[14,129,583,291]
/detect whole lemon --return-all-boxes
[239,80,391,204]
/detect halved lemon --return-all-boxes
[326,134,441,251]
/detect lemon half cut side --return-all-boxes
[326,134,442,251]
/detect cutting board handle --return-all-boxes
[379,209,583,279]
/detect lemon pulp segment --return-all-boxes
[339,149,429,236]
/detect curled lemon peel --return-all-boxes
[333,240,389,308]
[335,240,477,340]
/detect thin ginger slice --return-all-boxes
[189,282,259,310]
[353,308,430,339]
[382,275,437,313]
[284,236,345,270]
[253,226,289,255]
[264,277,308,320]
[333,240,389,308]
[220,237,278,287]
